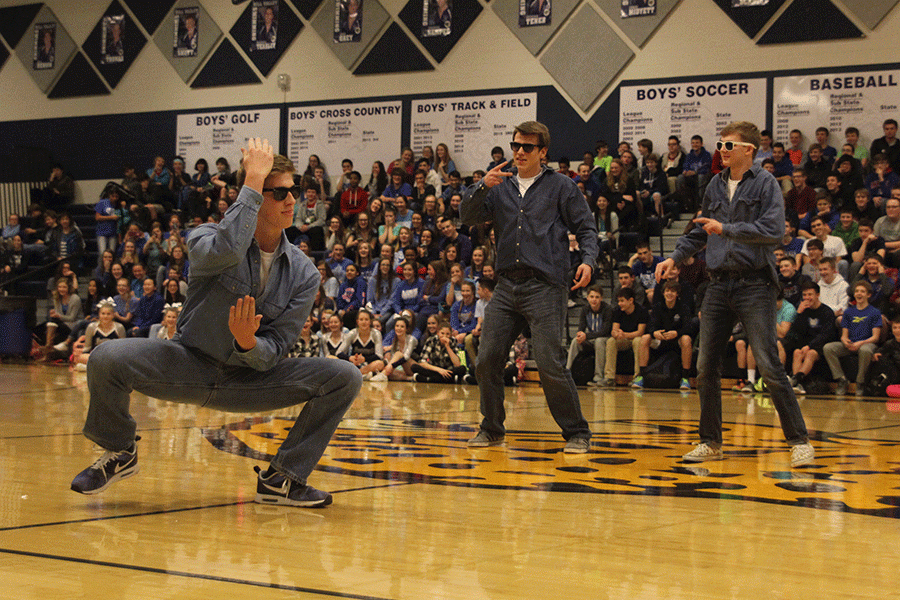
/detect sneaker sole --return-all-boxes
[467,438,505,448]
[254,492,333,507]
[71,464,140,495]
[563,445,589,454]
[682,454,724,463]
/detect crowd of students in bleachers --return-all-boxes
[5,119,900,396]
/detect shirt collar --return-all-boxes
[721,163,760,183]
[251,233,289,260]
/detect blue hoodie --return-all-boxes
[391,277,425,314]
[337,275,367,312]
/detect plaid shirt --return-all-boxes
[420,336,454,369]
[288,334,323,358]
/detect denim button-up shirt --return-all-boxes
[461,165,598,288]
[176,187,320,371]
[670,163,783,282]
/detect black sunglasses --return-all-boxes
[510,142,543,154]
[262,186,302,201]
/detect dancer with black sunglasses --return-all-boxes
[462,121,598,453]
[70,138,362,506]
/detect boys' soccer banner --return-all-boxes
[619,78,766,150]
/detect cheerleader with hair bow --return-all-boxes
[73,298,126,371]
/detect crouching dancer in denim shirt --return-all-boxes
[655,122,814,468]
[462,121,597,453]
[71,139,362,506]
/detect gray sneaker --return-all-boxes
[790,442,815,467]
[835,378,849,395]
[563,437,590,454]
[682,443,724,462]
[467,431,505,447]
[793,382,806,395]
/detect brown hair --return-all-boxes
[514,121,551,149]
[719,121,761,158]
[236,154,295,188]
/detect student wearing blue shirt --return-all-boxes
[380,168,413,201]
[388,261,424,330]
[336,263,367,329]
[94,189,120,261]
[628,242,663,303]
[659,121,813,467]
[367,257,396,328]
[441,171,468,202]
[71,138,361,508]
[771,143,795,195]
[823,280,882,396]
[128,278,165,337]
[450,280,478,346]
[326,243,352,284]
[462,121,597,453]
[676,135,712,211]
[814,127,838,164]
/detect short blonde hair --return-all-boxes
[236,154,295,188]
[719,122,761,158]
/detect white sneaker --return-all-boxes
[362,371,373,381]
[791,442,814,467]
[74,362,87,372]
[53,341,69,352]
[370,372,388,382]
[682,443,724,462]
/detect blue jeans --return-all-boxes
[696,276,808,447]
[475,277,591,441]
[84,338,362,484]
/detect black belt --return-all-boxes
[500,266,540,282]
[709,268,766,282]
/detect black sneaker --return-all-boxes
[463,374,477,385]
[71,445,139,495]
[253,465,333,508]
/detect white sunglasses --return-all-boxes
[716,140,757,151]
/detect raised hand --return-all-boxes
[240,138,274,193]
[482,161,513,188]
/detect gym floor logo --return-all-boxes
[202,417,900,518]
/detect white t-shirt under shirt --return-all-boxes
[516,173,538,197]
[727,178,739,201]
[260,248,276,291]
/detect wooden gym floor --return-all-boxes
[1,363,899,599]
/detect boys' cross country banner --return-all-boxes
[287,101,402,179]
